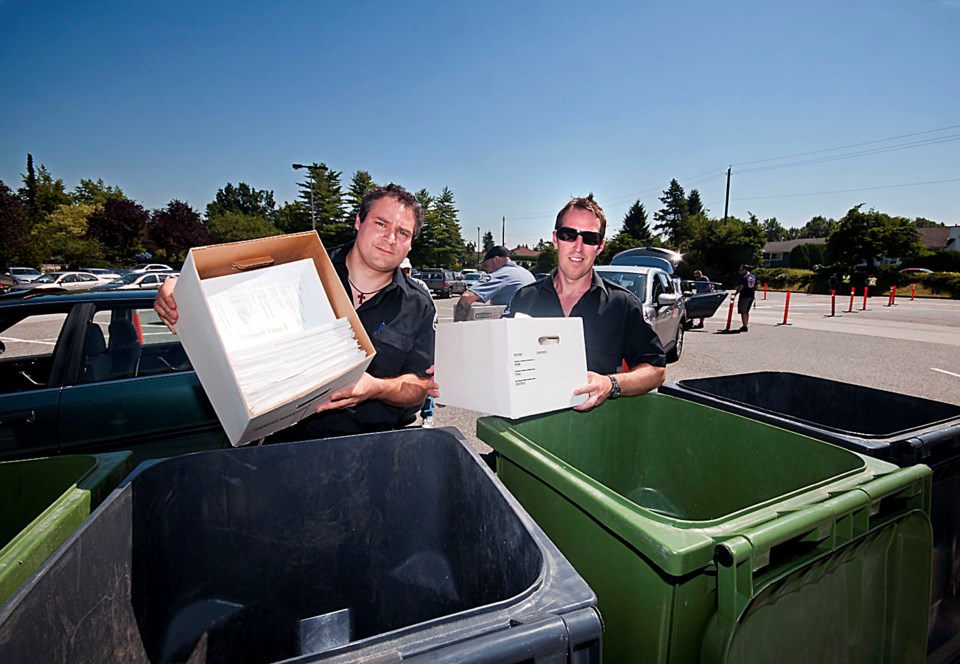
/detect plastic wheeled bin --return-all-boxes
[0,428,601,663]
[660,371,960,661]
[0,451,134,606]
[478,393,934,663]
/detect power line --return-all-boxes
[730,176,960,202]
[732,123,960,167]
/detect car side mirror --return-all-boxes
[657,293,680,307]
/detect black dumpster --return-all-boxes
[660,371,960,662]
[0,428,601,663]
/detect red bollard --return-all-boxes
[911,283,916,300]
[763,283,768,300]
[886,286,895,307]
[725,296,735,331]
[892,285,897,304]
[861,287,868,310]
[781,291,791,325]
[830,290,836,317]
[848,287,855,313]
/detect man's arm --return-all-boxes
[572,363,665,411]
[454,291,483,321]
[154,276,179,332]
[316,371,430,412]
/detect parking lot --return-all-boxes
[431,290,960,453]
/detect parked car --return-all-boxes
[899,267,934,274]
[679,279,728,327]
[128,263,174,274]
[80,267,123,280]
[0,273,14,295]
[419,269,466,298]
[0,289,227,460]
[92,271,178,291]
[4,267,43,285]
[462,271,489,287]
[12,271,109,293]
[594,265,686,362]
[610,246,683,273]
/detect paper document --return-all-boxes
[201,259,365,415]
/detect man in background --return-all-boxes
[454,246,535,321]
[734,264,757,332]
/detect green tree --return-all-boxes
[686,215,765,283]
[789,242,826,269]
[826,205,923,269]
[912,217,943,228]
[149,200,210,264]
[0,180,32,268]
[482,231,495,251]
[44,203,104,268]
[599,231,645,264]
[429,187,465,268]
[687,189,706,217]
[407,189,436,267]
[653,179,690,247]
[86,198,150,263]
[19,157,70,222]
[288,164,350,245]
[206,182,277,221]
[71,178,126,206]
[621,201,654,243]
[793,215,836,238]
[761,216,788,242]
[206,211,280,244]
[344,170,377,220]
[534,243,557,272]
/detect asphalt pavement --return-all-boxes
[428,290,960,454]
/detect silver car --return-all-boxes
[594,265,686,362]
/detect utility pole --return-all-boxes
[501,216,505,247]
[477,227,481,268]
[292,163,327,233]
[723,166,732,222]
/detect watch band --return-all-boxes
[607,374,621,400]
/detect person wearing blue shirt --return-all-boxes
[454,246,536,321]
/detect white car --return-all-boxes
[93,272,178,291]
[5,267,43,284]
[81,267,123,280]
[594,265,686,362]
[128,263,174,274]
[13,271,110,292]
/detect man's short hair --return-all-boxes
[483,246,510,262]
[740,264,752,271]
[358,184,424,237]
[555,194,607,239]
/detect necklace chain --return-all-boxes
[348,277,388,305]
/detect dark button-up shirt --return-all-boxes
[274,242,436,439]
[507,271,665,374]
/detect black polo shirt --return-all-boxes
[507,271,665,374]
[272,242,436,440]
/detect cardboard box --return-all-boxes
[435,317,588,419]
[466,304,506,321]
[174,232,374,445]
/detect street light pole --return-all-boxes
[477,227,480,268]
[292,163,317,232]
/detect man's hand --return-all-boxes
[154,277,179,333]
[426,364,439,398]
[571,371,613,411]
[316,372,379,412]
[454,291,482,322]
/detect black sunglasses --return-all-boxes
[556,226,603,246]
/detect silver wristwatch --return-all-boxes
[607,374,621,400]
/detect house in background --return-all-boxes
[509,245,541,269]
[761,238,826,267]
[918,226,960,252]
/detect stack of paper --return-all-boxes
[201,259,365,416]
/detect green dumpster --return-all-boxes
[478,393,933,663]
[0,451,133,606]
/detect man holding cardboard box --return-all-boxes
[154,184,438,440]
[507,195,665,410]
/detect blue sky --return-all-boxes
[2,0,958,248]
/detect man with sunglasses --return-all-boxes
[507,195,666,410]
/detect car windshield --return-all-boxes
[33,273,58,283]
[113,273,143,284]
[598,271,646,302]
